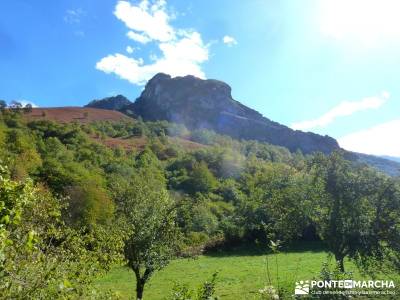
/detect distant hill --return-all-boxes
[85,95,132,111]
[124,73,340,154]
[25,107,130,124]
[382,155,400,163]
[346,152,400,177]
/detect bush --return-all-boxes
[168,272,219,300]
[0,164,124,299]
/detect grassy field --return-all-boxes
[95,242,377,299]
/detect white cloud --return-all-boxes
[97,31,207,85]
[319,0,400,45]
[64,8,85,24]
[96,0,209,85]
[114,0,174,43]
[223,35,237,46]
[339,120,400,156]
[126,46,134,54]
[127,31,152,44]
[291,92,389,131]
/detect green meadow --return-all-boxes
[96,242,372,299]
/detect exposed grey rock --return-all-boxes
[127,73,340,154]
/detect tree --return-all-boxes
[239,162,312,242]
[131,123,144,137]
[114,169,179,299]
[4,129,42,179]
[187,161,217,194]
[23,104,33,114]
[346,169,400,273]
[0,164,123,298]
[309,151,400,272]
[0,100,6,112]
[65,182,114,226]
[310,152,366,271]
[9,101,22,113]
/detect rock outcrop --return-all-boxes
[126,73,340,154]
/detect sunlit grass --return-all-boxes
[95,242,389,299]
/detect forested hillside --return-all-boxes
[2,106,400,299]
[87,73,400,177]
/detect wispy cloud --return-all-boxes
[96,0,210,85]
[64,8,86,38]
[339,119,400,157]
[223,35,237,47]
[291,92,389,131]
[126,46,134,54]
[127,31,152,44]
[64,8,85,24]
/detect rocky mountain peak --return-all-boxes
[126,73,340,154]
[140,73,234,110]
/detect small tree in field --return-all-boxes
[114,168,178,300]
[309,151,400,272]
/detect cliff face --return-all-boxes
[128,73,339,154]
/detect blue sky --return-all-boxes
[1,0,400,156]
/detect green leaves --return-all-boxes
[0,164,124,299]
[188,162,217,194]
[168,272,219,300]
[114,166,179,299]
[238,162,312,243]
[309,151,400,272]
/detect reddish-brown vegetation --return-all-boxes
[91,136,148,151]
[25,107,130,124]
[23,107,205,152]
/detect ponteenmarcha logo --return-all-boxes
[295,280,310,295]
[294,279,395,295]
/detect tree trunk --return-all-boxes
[133,268,145,300]
[335,254,345,272]
[136,279,144,300]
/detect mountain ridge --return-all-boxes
[84,73,400,176]
[124,73,340,154]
